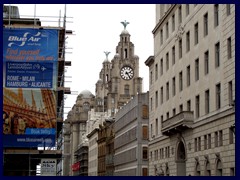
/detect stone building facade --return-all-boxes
[145,4,235,176]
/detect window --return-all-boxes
[172,77,176,96]
[166,52,169,71]
[172,14,175,32]
[186,31,190,52]
[214,4,219,27]
[178,5,182,24]
[150,71,153,85]
[204,135,207,150]
[226,4,231,16]
[179,39,182,59]
[229,127,234,144]
[230,168,235,176]
[155,91,158,108]
[166,112,169,119]
[194,138,197,152]
[150,124,153,137]
[227,37,232,59]
[208,134,211,149]
[194,23,199,45]
[160,58,163,75]
[150,97,153,111]
[204,50,209,75]
[215,131,218,147]
[173,108,176,116]
[205,89,210,114]
[205,161,211,176]
[196,95,200,118]
[142,147,148,159]
[124,84,129,95]
[161,86,163,104]
[142,168,148,176]
[155,63,158,81]
[142,126,148,140]
[172,46,175,65]
[187,65,191,86]
[187,100,191,111]
[198,137,201,151]
[179,71,183,91]
[160,29,163,45]
[166,22,169,39]
[186,4,190,16]
[155,118,158,135]
[196,162,201,176]
[179,104,183,112]
[195,58,199,81]
[204,13,208,36]
[216,83,221,109]
[215,42,220,67]
[166,82,169,100]
[228,81,233,105]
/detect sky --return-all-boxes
[9,4,155,119]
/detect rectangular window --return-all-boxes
[227,37,232,59]
[194,22,199,45]
[204,13,208,36]
[186,4,190,16]
[142,126,148,140]
[208,134,211,149]
[155,118,158,136]
[186,31,190,52]
[198,137,201,151]
[187,100,191,111]
[216,83,221,109]
[166,52,169,71]
[194,138,197,152]
[187,65,191,86]
[166,82,169,100]
[204,135,207,150]
[219,130,223,146]
[195,58,199,81]
[173,108,176,116]
[160,58,163,75]
[179,39,182,59]
[172,77,176,96]
[150,124,153,138]
[166,22,169,39]
[196,95,200,118]
[142,147,148,159]
[215,131,218,147]
[179,104,183,112]
[150,71,153,85]
[205,89,210,114]
[215,42,220,67]
[172,14,175,32]
[178,6,182,24]
[172,46,175,65]
[155,63,158,81]
[161,86,163,104]
[150,97,153,111]
[166,112,169,119]
[179,71,183,91]
[228,81,233,105]
[229,128,234,144]
[204,50,209,75]
[226,4,231,16]
[160,29,163,45]
[214,4,219,27]
[155,91,158,108]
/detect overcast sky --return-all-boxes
[10,4,155,119]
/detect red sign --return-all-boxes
[71,162,80,171]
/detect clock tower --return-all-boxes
[95,20,143,116]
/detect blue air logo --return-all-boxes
[8,32,41,47]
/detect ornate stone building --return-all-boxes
[145,4,235,176]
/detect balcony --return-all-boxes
[162,111,194,136]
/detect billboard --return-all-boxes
[3,28,59,147]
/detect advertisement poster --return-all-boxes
[3,28,59,147]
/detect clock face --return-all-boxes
[120,66,134,80]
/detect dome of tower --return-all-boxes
[78,90,94,99]
[121,29,129,35]
[97,79,103,84]
[114,53,120,58]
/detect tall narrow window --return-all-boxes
[226,4,231,16]
[186,4,190,16]
[215,131,218,147]
[204,13,208,36]
[124,49,128,58]
[186,31,190,52]
[124,84,130,95]
[228,81,233,105]
[160,58,163,75]
[179,104,183,112]
[155,63,158,81]
[216,83,221,109]
[161,87,163,104]
[142,147,148,160]
[187,65,191,86]
[195,58,199,81]
[179,71,183,91]
[172,46,175,65]
[187,100,191,111]
[205,89,210,114]
[204,50,209,75]
[214,4,219,27]
[178,5,182,24]
[194,22,199,45]
[160,29,163,45]
[215,42,220,67]
[142,126,148,140]
[150,97,153,111]
[155,118,158,136]
[155,91,158,108]
[179,39,182,59]
[172,77,176,96]
[166,52,169,71]
[166,22,169,39]
[173,108,176,116]
[166,112,169,119]
[204,135,208,150]
[208,134,211,149]
[150,71,153,85]
[196,95,200,118]
[227,37,232,59]
[219,130,223,146]
[172,14,175,32]
[166,82,169,100]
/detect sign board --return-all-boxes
[41,159,56,176]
